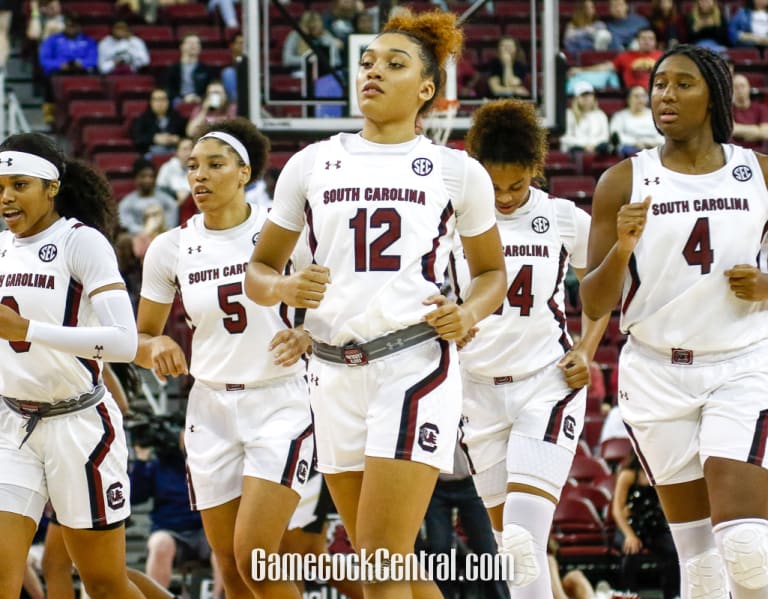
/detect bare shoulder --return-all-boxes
[594,158,634,207]
[756,152,768,186]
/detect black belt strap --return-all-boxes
[3,385,106,448]
[312,322,438,366]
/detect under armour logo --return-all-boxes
[0,157,13,166]
[309,373,319,386]
[644,177,660,185]
[325,160,341,170]
[188,424,195,433]
[619,390,629,402]
[93,345,104,359]
[0,250,6,257]
[385,338,404,351]
[187,246,202,254]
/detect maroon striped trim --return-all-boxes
[280,423,314,487]
[624,423,656,485]
[546,245,571,353]
[621,253,640,315]
[304,203,319,261]
[421,203,454,284]
[395,339,450,459]
[63,278,100,385]
[448,251,463,305]
[543,388,580,443]
[86,402,116,527]
[185,462,198,511]
[748,409,768,466]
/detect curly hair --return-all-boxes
[465,100,547,176]
[649,44,733,143]
[0,133,117,241]
[194,117,271,184]
[382,8,464,116]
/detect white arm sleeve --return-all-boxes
[25,289,138,362]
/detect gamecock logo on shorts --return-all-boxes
[107,482,125,510]
[563,415,576,440]
[296,459,309,484]
[418,423,440,453]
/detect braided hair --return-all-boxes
[648,44,733,143]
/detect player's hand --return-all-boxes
[558,348,591,389]
[724,264,768,301]
[456,326,479,350]
[281,265,330,309]
[148,335,188,382]
[422,295,474,342]
[0,304,29,341]
[616,196,651,253]
[269,328,312,367]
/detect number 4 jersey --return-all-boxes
[140,206,304,386]
[625,144,768,352]
[451,188,591,378]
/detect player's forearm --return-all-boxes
[245,261,285,306]
[578,311,612,360]
[459,269,508,326]
[581,243,633,320]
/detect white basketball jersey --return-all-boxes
[140,207,304,385]
[269,133,495,345]
[453,188,590,377]
[624,145,768,351]
[0,218,123,401]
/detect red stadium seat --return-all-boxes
[61,99,119,136]
[104,74,157,103]
[121,98,149,121]
[81,124,135,158]
[594,344,618,367]
[81,24,111,41]
[93,152,140,179]
[581,414,605,451]
[160,3,210,25]
[562,483,613,516]
[63,2,113,23]
[131,25,176,49]
[176,25,223,46]
[110,178,137,202]
[201,48,233,69]
[463,23,502,47]
[545,150,579,177]
[549,175,596,202]
[599,437,633,471]
[578,50,619,66]
[53,75,104,103]
[569,454,610,484]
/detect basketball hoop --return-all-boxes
[423,98,460,146]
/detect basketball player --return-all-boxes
[456,99,609,597]
[245,9,506,599]
[135,118,313,599]
[0,133,143,599]
[581,45,768,599]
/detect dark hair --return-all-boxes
[194,117,271,184]
[132,157,155,176]
[465,99,547,177]
[0,133,117,241]
[382,9,464,116]
[649,44,733,143]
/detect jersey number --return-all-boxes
[682,217,714,274]
[1,296,31,353]
[349,208,402,272]
[217,283,247,334]
[494,265,534,316]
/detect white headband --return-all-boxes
[0,151,60,180]
[198,132,250,166]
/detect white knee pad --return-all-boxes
[473,460,507,508]
[685,548,728,599]
[716,519,768,591]
[501,523,540,587]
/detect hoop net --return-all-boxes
[423,98,460,146]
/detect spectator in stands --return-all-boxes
[97,19,150,75]
[322,0,363,43]
[119,158,178,235]
[486,36,530,98]
[729,0,768,47]
[282,10,344,73]
[648,0,685,48]
[185,80,238,137]
[130,426,222,593]
[38,13,97,76]
[609,85,664,156]
[685,0,731,51]
[606,0,651,49]
[732,72,768,149]
[163,34,216,105]
[130,202,168,263]
[423,445,508,599]
[25,0,64,43]
[563,0,613,53]
[209,0,239,32]
[354,10,377,34]
[612,451,680,599]
[561,81,611,153]
[157,137,193,206]
[0,0,11,72]
[131,88,188,157]
[569,28,662,89]
[220,33,243,104]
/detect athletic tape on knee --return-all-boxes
[714,518,768,591]
[685,548,728,599]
